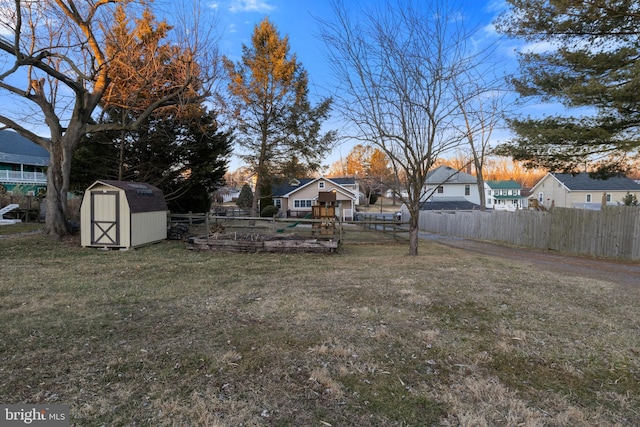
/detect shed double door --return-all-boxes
[90,191,120,246]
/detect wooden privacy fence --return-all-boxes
[419,206,640,261]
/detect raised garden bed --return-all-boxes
[187,232,339,254]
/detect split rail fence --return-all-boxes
[168,212,409,244]
[419,206,640,261]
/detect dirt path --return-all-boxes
[432,236,640,287]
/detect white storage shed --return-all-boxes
[80,180,168,249]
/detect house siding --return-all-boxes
[276,178,356,219]
[423,166,481,205]
[532,173,640,208]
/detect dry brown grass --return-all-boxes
[0,232,638,426]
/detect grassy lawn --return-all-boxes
[0,222,43,235]
[1,230,638,426]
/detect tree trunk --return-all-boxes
[251,173,262,218]
[476,166,486,211]
[408,203,420,255]
[43,142,71,237]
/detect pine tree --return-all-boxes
[495,0,640,177]
[223,18,336,217]
[236,184,253,210]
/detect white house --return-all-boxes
[422,165,481,205]
[485,180,527,211]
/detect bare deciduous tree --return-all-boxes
[320,0,481,254]
[0,0,212,237]
[453,69,511,210]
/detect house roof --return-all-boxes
[419,197,480,211]
[426,166,477,185]
[550,173,640,192]
[272,177,356,198]
[272,178,314,197]
[90,180,168,213]
[0,130,49,166]
[486,180,521,189]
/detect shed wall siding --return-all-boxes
[118,191,131,247]
[131,211,167,247]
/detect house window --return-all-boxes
[437,186,444,194]
[318,181,325,189]
[465,185,470,196]
[538,192,544,203]
[274,199,282,209]
[586,194,592,203]
[294,199,313,208]
[606,194,611,202]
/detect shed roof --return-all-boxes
[91,180,168,213]
[551,173,640,191]
[0,130,49,166]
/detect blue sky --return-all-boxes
[210,0,522,172]
[1,0,528,174]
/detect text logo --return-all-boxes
[1,405,69,426]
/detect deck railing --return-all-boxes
[0,170,47,183]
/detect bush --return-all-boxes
[260,205,279,217]
[236,184,253,209]
[621,192,639,206]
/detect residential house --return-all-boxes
[485,180,527,211]
[530,172,640,209]
[272,177,358,220]
[0,130,49,195]
[212,186,241,203]
[422,165,481,206]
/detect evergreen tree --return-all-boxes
[71,107,232,213]
[236,184,253,210]
[495,0,640,176]
[223,18,336,217]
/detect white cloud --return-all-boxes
[209,2,220,10]
[520,41,557,55]
[485,0,507,14]
[228,0,275,13]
